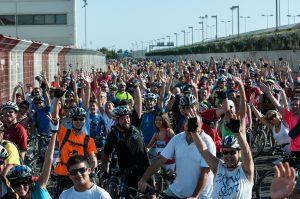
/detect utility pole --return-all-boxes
[82,0,88,48]
[174,33,178,47]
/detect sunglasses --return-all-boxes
[72,117,85,122]
[10,181,31,188]
[228,83,235,86]
[69,167,87,176]
[35,101,43,105]
[268,113,277,121]
[222,150,238,156]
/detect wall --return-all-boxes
[147,49,300,71]
[0,0,76,46]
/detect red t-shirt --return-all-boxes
[283,108,300,152]
[245,86,262,106]
[199,109,221,153]
[4,123,28,151]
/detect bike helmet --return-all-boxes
[182,85,192,94]
[0,145,8,159]
[144,93,157,101]
[118,81,126,87]
[66,90,75,96]
[7,165,33,182]
[179,94,197,107]
[218,75,227,83]
[109,84,118,91]
[33,96,44,103]
[221,135,240,149]
[112,106,131,118]
[1,101,19,112]
[69,107,86,118]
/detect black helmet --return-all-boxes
[112,106,131,118]
[1,101,19,112]
[179,94,197,107]
[69,107,86,118]
[33,96,44,103]
[7,165,33,182]
[221,135,240,149]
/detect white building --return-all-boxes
[0,0,76,46]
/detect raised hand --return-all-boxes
[270,162,296,199]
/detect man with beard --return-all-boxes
[1,101,27,160]
[102,106,153,196]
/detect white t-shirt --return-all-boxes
[160,131,216,199]
[59,184,111,199]
[101,111,115,134]
[212,161,253,199]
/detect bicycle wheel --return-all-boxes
[256,170,274,199]
[107,179,120,199]
[251,130,267,158]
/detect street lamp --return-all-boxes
[231,6,240,37]
[174,33,178,47]
[181,30,186,46]
[188,27,193,45]
[82,0,88,48]
[166,35,171,48]
[199,15,208,40]
[198,22,204,42]
[287,14,300,24]
[221,20,231,37]
[240,16,250,32]
[211,15,218,40]
[261,14,274,28]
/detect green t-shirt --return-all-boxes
[115,92,133,101]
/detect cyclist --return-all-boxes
[189,81,254,198]
[53,107,97,198]
[0,121,20,176]
[59,155,111,199]
[6,120,57,199]
[1,101,27,160]
[102,106,153,196]
[16,101,31,129]
[138,95,216,199]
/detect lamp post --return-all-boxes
[287,0,290,24]
[287,14,300,24]
[199,22,204,42]
[261,14,274,28]
[188,26,193,45]
[221,20,231,37]
[82,0,88,48]
[174,33,178,47]
[166,35,171,48]
[181,30,186,46]
[231,6,240,37]
[240,16,250,32]
[187,32,190,45]
[211,15,218,40]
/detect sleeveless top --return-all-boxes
[272,122,290,153]
[155,129,175,165]
[213,160,253,199]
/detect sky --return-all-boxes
[76,0,300,51]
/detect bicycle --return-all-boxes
[249,123,268,159]
[255,145,298,199]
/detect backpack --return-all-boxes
[59,129,90,158]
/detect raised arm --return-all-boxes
[260,83,285,115]
[133,84,142,119]
[249,103,273,129]
[233,76,246,119]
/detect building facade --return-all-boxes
[0,0,76,46]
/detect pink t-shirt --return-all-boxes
[284,108,300,151]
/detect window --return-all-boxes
[56,14,67,24]
[0,15,15,25]
[18,15,33,25]
[34,15,44,25]
[45,15,55,25]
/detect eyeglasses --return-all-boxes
[69,167,88,176]
[222,150,237,156]
[10,181,31,188]
[268,113,277,121]
[72,117,85,122]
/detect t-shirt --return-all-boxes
[245,86,262,106]
[31,182,52,199]
[141,109,160,145]
[3,123,27,151]
[59,184,111,199]
[54,126,97,175]
[212,161,253,199]
[199,109,221,153]
[33,106,51,135]
[161,131,215,199]
[2,140,20,165]
[115,91,133,101]
[283,108,300,151]
[86,111,106,147]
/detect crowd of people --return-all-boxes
[0,56,299,198]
